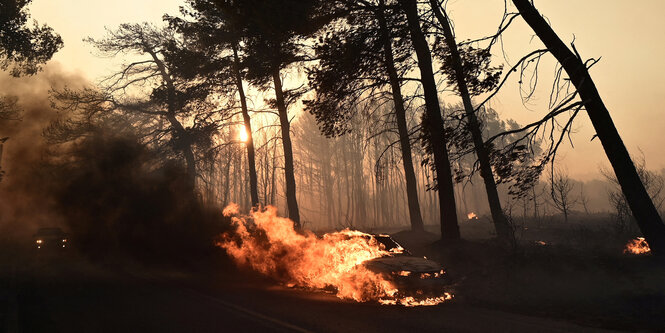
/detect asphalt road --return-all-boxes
[1,250,614,333]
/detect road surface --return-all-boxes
[1,250,614,333]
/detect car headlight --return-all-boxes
[36,239,43,244]
[62,239,67,243]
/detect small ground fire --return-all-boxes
[218,204,453,306]
[623,237,651,255]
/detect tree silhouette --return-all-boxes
[55,23,223,188]
[400,0,460,239]
[427,0,510,240]
[548,168,576,223]
[169,0,261,206]
[224,0,324,227]
[0,0,62,76]
[306,0,425,232]
[511,0,665,257]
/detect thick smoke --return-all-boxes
[0,64,84,244]
[0,64,228,262]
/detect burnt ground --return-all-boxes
[386,215,665,332]
[0,241,617,333]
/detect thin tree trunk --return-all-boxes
[222,153,232,206]
[532,186,539,220]
[401,0,460,239]
[512,0,665,256]
[232,44,259,207]
[272,69,301,228]
[342,143,353,224]
[270,142,277,206]
[428,0,510,240]
[377,1,425,232]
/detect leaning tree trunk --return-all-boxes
[429,0,511,240]
[512,0,665,256]
[232,44,259,207]
[401,0,460,240]
[377,1,425,232]
[272,68,301,228]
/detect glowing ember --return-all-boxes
[379,293,453,307]
[623,237,651,255]
[467,212,478,220]
[217,204,452,306]
[535,240,547,246]
[397,271,412,277]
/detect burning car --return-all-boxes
[361,235,450,299]
[219,205,453,306]
[33,227,69,250]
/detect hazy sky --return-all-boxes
[26,0,665,180]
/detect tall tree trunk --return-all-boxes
[377,1,425,232]
[272,69,301,228]
[512,0,665,256]
[429,0,511,239]
[239,152,247,207]
[232,44,259,207]
[401,0,460,239]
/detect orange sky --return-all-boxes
[27,0,665,180]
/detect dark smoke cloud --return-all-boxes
[0,63,87,244]
[0,64,228,264]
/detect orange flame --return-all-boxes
[217,205,452,306]
[467,212,478,220]
[623,237,651,255]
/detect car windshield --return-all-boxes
[375,235,401,252]
[36,228,64,235]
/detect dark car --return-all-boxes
[33,227,69,250]
[362,235,449,297]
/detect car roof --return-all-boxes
[35,227,65,235]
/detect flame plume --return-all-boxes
[217,205,452,306]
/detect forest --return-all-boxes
[1,0,665,331]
